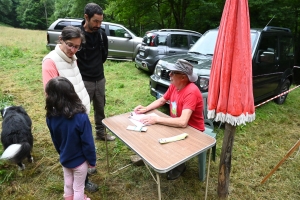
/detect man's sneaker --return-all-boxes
[96,134,116,141]
[85,181,98,193]
[87,168,97,175]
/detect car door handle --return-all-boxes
[109,40,114,43]
[169,51,176,53]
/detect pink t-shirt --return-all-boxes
[42,58,59,89]
[163,83,204,131]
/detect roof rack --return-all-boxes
[263,26,291,32]
[158,29,200,34]
[64,17,84,20]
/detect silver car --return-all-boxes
[46,18,143,61]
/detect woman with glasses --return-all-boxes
[42,26,99,193]
[42,26,90,114]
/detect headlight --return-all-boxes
[197,77,209,92]
[154,64,162,76]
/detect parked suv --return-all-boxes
[135,29,202,72]
[46,18,143,61]
[150,26,294,118]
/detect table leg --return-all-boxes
[198,151,207,181]
[105,129,109,173]
[205,148,212,200]
[156,172,161,200]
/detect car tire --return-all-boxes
[274,79,290,104]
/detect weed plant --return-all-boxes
[0,26,299,199]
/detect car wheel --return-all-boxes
[274,79,290,104]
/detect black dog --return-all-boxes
[0,106,33,170]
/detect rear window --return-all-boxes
[143,33,167,46]
[54,20,82,30]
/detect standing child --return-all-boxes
[45,77,96,200]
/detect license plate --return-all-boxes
[139,51,144,56]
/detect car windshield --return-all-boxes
[188,29,258,55]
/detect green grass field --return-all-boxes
[0,26,299,200]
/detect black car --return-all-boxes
[149,26,294,118]
[135,29,202,72]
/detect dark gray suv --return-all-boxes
[135,29,202,72]
[150,26,294,118]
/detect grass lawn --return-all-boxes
[0,26,299,200]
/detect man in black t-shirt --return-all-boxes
[76,3,116,142]
[76,2,116,193]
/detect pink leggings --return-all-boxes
[63,161,88,200]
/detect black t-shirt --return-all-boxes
[76,21,108,81]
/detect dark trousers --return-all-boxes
[83,78,106,136]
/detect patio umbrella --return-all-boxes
[207,0,255,198]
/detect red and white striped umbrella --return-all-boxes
[207,0,255,125]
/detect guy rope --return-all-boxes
[255,84,300,108]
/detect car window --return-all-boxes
[279,36,294,59]
[170,34,189,49]
[100,24,105,32]
[191,35,201,45]
[54,21,71,30]
[189,30,218,54]
[143,33,155,46]
[157,35,167,45]
[190,30,257,55]
[108,25,127,38]
[257,35,277,63]
[71,21,82,28]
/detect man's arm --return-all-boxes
[101,30,108,63]
[140,109,193,128]
[134,97,167,113]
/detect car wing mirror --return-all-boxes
[256,50,275,64]
[255,50,263,63]
[124,33,132,39]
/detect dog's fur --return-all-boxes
[1,106,33,170]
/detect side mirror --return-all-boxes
[124,33,132,39]
[255,50,263,63]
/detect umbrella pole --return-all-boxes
[217,123,236,199]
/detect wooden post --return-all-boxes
[217,123,236,199]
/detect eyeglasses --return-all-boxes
[170,71,185,75]
[63,41,82,51]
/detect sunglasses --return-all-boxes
[170,71,185,75]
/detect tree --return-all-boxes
[0,0,18,26]
[16,0,50,29]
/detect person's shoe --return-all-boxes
[96,134,116,141]
[167,163,186,180]
[87,168,97,175]
[85,181,99,193]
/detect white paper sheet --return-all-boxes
[129,112,159,127]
